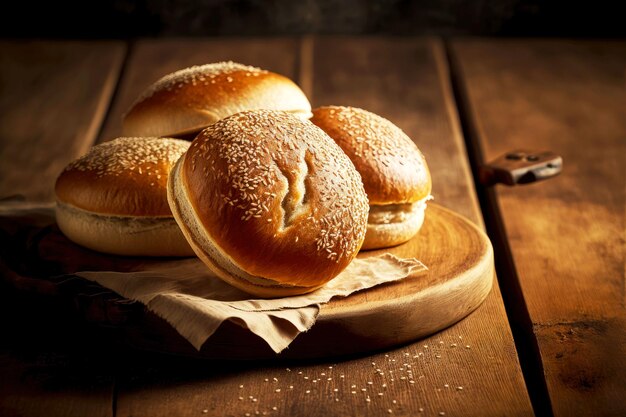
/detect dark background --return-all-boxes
[2,0,624,38]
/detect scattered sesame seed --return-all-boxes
[456,386,464,391]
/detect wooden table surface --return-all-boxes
[0,37,624,417]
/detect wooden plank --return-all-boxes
[450,39,626,417]
[310,36,532,417]
[113,37,533,417]
[0,40,124,417]
[97,38,300,142]
[0,41,126,202]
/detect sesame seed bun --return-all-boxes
[55,137,194,257]
[123,62,312,139]
[167,110,369,297]
[311,106,432,250]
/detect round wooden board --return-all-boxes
[128,203,494,360]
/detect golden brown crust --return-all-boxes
[311,106,432,205]
[174,110,369,290]
[55,137,189,216]
[123,62,312,138]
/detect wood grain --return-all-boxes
[0,40,125,417]
[0,41,125,202]
[100,203,492,360]
[97,38,300,143]
[451,39,626,417]
[111,37,533,417]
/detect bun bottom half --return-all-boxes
[167,158,322,298]
[56,202,195,257]
[362,198,430,250]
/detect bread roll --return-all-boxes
[123,62,312,139]
[167,110,369,297]
[311,106,432,249]
[55,137,194,256]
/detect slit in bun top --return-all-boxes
[123,61,312,139]
[55,137,194,257]
[167,110,369,297]
[311,106,432,250]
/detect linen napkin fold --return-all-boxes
[77,254,426,353]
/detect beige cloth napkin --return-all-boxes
[77,254,426,353]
